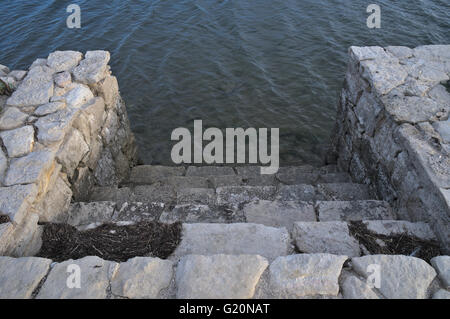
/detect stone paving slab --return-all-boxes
[317,200,395,222]
[243,200,316,231]
[160,204,243,224]
[111,257,173,299]
[0,256,52,299]
[293,221,361,257]
[186,166,235,177]
[216,186,277,207]
[177,188,216,206]
[276,184,316,201]
[172,223,291,261]
[176,254,268,299]
[317,183,371,201]
[37,256,118,299]
[351,255,437,299]
[269,254,348,298]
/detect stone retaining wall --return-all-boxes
[330,45,450,253]
[0,51,137,257]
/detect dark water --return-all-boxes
[0,1,449,165]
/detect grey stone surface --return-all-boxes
[276,184,316,201]
[276,172,319,185]
[0,107,28,130]
[362,220,436,241]
[159,204,240,224]
[6,66,54,107]
[111,257,173,299]
[0,125,34,157]
[317,200,395,222]
[167,176,209,190]
[177,187,215,205]
[352,255,437,299]
[113,201,165,223]
[208,175,244,188]
[186,166,235,177]
[34,101,66,116]
[269,254,348,298]
[128,165,185,184]
[90,186,132,206]
[432,289,450,299]
[341,274,381,299]
[36,175,72,222]
[430,256,450,288]
[293,221,361,257]
[176,254,268,299]
[317,183,371,201]
[4,150,55,186]
[29,58,47,69]
[64,84,94,109]
[0,148,6,181]
[54,71,72,88]
[243,200,316,230]
[0,184,38,224]
[35,108,79,145]
[67,201,116,226]
[73,50,110,84]
[235,166,277,186]
[216,186,276,207]
[433,118,450,143]
[0,257,52,299]
[173,223,291,260]
[47,51,82,73]
[37,256,118,299]
[56,129,89,177]
[133,184,177,203]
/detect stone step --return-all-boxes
[292,220,438,257]
[0,253,444,299]
[90,182,377,209]
[170,223,292,261]
[66,198,396,232]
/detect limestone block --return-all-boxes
[186,166,235,177]
[243,200,316,230]
[0,184,38,224]
[0,125,34,157]
[276,184,316,201]
[81,97,105,136]
[176,187,215,205]
[0,147,7,182]
[6,66,54,107]
[360,59,407,95]
[113,201,165,223]
[173,223,290,260]
[349,46,391,62]
[8,70,28,82]
[269,254,348,298]
[67,201,116,226]
[433,289,450,299]
[90,75,119,108]
[351,255,436,299]
[341,274,381,299]
[54,71,72,88]
[7,212,42,257]
[35,108,80,146]
[4,150,55,186]
[37,256,118,299]
[430,256,450,288]
[111,257,173,299]
[72,50,110,84]
[56,129,89,178]
[382,95,442,123]
[29,58,47,70]
[293,221,361,257]
[0,107,28,130]
[128,165,185,184]
[317,201,395,222]
[35,174,72,222]
[47,51,83,73]
[386,46,413,59]
[34,101,66,116]
[362,220,436,241]
[176,254,268,299]
[64,84,94,109]
[216,186,277,207]
[0,257,52,299]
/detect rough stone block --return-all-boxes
[186,166,235,177]
[430,256,450,288]
[176,254,268,299]
[47,51,83,73]
[0,125,35,157]
[269,254,348,298]
[0,107,28,130]
[0,257,52,299]
[351,255,436,299]
[317,200,395,222]
[0,184,38,224]
[293,221,361,257]
[276,184,316,201]
[216,186,277,207]
[173,223,291,260]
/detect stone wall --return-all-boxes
[0,50,137,257]
[330,45,450,252]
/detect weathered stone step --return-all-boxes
[292,220,439,257]
[170,223,292,261]
[0,253,445,299]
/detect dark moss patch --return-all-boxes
[0,215,10,224]
[37,221,182,263]
[348,221,441,263]
[0,79,13,96]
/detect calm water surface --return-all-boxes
[0,0,449,164]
